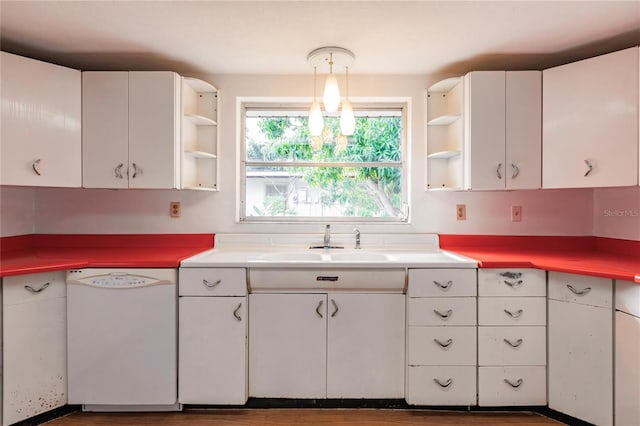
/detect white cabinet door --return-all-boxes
[179,297,247,404]
[129,71,180,189]
[615,311,640,426]
[548,299,613,426]
[82,71,129,188]
[543,47,639,188]
[1,52,81,187]
[464,71,506,190]
[249,293,327,398]
[3,272,66,426]
[326,293,405,398]
[505,71,541,189]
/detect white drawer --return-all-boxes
[179,268,247,296]
[478,297,546,326]
[408,297,476,326]
[548,271,612,308]
[478,366,547,406]
[408,326,476,366]
[408,269,477,297]
[478,326,546,366]
[406,366,477,406]
[616,280,640,317]
[3,271,66,305]
[478,268,546,297]
[249,268,405,292]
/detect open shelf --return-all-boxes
[427,114,461,126]
[185,114,217,126]
[427,150,461,159]
[184,150,217,159]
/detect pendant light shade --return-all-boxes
[340,99,355,136]
[323,73,340,113]
[309,100,324,136]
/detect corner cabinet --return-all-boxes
[615,280,640,426]
[82,71,181,189]
[181,78,219,191]
[543,47,639,188]
[1,52,81,187]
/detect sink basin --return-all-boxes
[259,252,325,261]
[329,252,389,262]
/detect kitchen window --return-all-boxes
[240,102,408,222]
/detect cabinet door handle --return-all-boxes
[233,303,242,321]
[504,378,524,388]
[433,309,453,319]
[114,163,124,179]
[131,162,142,178]
[496,163,503,179]
[499,271,522,280]
[584,159,593,177]
[330,299,339,317]
[32,159,42,176]
[202,279,222,288]
[434,338,453,348]
[24,282,50,294]
[315,300,324,318]
[433,280,452,290]
[503,279,523,288]
[504,308,524,319]
[503,338,523,348]
[433,378,453,389]
[511,163,520,179]
[566,284,591,296]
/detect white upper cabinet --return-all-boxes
[1,52,81,187]
[543,47,639,188]
[82,71,181,189]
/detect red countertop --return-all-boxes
[440,235,640,283]
[0,234,215,277]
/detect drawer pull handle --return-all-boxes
[433,280,453,290]
[24,282,50,294]
[203,279,222,288]
[434,309,453,320]
[233,303,242,321]
[503,338,523,348]
[566,284,591,296]
[317,276,339,282]
[504,309,524,319]
[434,338,453,348]
[315,300,324,318]
[499,271,522,280]
[32,159,42,176]
[433,378,453,389]
[504,279,523,288]
[504,378,524,388]
[331,299,339,317]
[584,159,593,177]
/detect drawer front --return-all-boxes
[3,271,66,305]
[408,326,476,366]
[548,271,612,308]
[616,280,640,317]
[179,268,247,296]
[478,366,547,406]
[249,268,405,292]
[407,366,477,406]
[478,268,545,297]
[408,297,476,326]
[478,326,546,366]
[478,297,546,326]
[408,269,477,298]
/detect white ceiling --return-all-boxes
[1,1,639,76]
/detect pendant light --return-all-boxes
[339,66,355,136]
[308,66,324,136]
[322,53,341,112]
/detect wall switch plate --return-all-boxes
[456,204,466,221]
[511,205,522,222]
[170,202,181,218]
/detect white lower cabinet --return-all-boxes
[406,268,477,406]
[249,292,405,399]
[548,272,613,426]
[2,272,67,426]
[178,268,247,404]
[615,280,640,426]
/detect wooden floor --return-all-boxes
[44,409,564,425]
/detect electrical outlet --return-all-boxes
[456,204,466,221]
[170,201,181,218]
[511,205,522,222]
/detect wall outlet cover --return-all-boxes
[170,201,181,218]
[511,205,522,222]
[456,204,466,221]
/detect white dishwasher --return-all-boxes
[66,268,180,412]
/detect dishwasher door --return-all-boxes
[67,268,177,408]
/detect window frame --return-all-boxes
[239,100,409,223]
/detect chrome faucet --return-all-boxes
[354,228,361,249]
[324,224,331,247]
